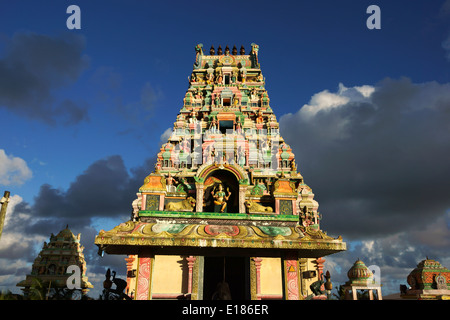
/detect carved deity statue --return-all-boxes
[256,109,263,124]
[300,206,314,227]
[231,71,237,83]
[233,95,239,106]
[214,93,221,106]
[216,71,223,84]
[166,173,177,193]
[211,184,231,213]
[206,72,214,84]
[250,88,257,100]
[194,43,203,69]
[195,88,203,100]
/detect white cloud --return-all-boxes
[2,194,24,228]
[298,88,350,118]
[353,85,376,98]
[0,149,32,186]
[297,83,375,119]
[160,127,173,144]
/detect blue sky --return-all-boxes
[1,0,450,298]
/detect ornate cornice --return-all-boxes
[95,220,346,254]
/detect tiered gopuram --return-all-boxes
[17,226,92,299]
[95,43,346,300]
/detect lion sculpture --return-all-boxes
[166,197,196,212]
[244,200,273,213]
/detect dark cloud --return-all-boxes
[0,32,89,125]
[325,220,450,296]
[0,155,156,296]
[280,78,450,240]
[32,155,156,227]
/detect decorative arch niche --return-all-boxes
[195,164,249,214]
[203,169,239,213]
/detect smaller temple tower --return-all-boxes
[343,259,382,300]
[401,258,450,300]
[17,226,93,299]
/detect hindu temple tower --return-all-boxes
[95,43,346,300]
[17,226,93,299]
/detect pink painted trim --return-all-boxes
[253,257,262,296]
[141,195,145,210]
[136,257,152,300]
[186,256,196,294]
[159,195,165,210]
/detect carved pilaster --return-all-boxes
[195,183,204,212]
[186,256,196,294]
[125,255,135,295]
[251,257,262,300]
[282,253,302,300]
[239,185,247,213]
[315,257,326,292]
[191,256,204,300]
[298,258,308,296]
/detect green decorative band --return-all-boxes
[138,210,298,222]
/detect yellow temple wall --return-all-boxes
[151,255,187,296]
[258,257,322,299]
[260,258,283,297]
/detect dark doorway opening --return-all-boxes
[203,256,250,300]
[219,120,233,134]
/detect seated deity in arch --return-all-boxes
[211,184,231,213]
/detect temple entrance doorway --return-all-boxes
[203,256,250,300]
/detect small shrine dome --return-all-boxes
[346,259,374,285]
[407,258,450,291]
[343,259,382,300]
